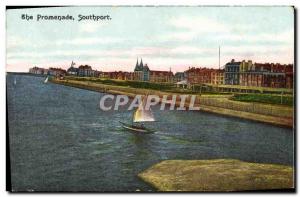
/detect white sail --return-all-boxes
[133,96,155,122]
[44,77,48,83]
[14,78,16,85]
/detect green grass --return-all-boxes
[231,93,294,106]
[66,76,175,91]
[65,77,294,105]
[65,76,233,95]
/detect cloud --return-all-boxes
[158,16,229,42]
[6,10,294,72]
[170,16,228,34]
[55,37,123,46]
[216,29,293,44]
[7,42,293,67]
[7,36,30,50]
[159,32,196,42]
[160,15,294,46]
[168,46,215,55]
[7,36,124,52]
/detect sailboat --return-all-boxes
[13,77,17,85]
[44,76,48,83]
[120,95,155,134]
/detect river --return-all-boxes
[7,74,294,191]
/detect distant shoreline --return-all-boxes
[49,77,293,128]
[6,72,45,77]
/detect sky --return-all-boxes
[6,6,294,73]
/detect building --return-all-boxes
[185,67,214,84]
[224,59,241,85]
[48,67,66,76]
[67,62,79,76]
[100,71,133,80]
[66,61,99,77]
[133,58,143,81]
[43,69,49,75]
[285,64,293,89]
[99,72,110,78]
[211,69,225,85]
[103,71,133,80]
[143,64,150,81]
[29,67,48,75]
[133,58,174,83]
[239,60,259,86]
[133,58,150,81]
[93,70,101,78]
[174,72,185,82]
[78,65,98,77]
[120,71,133,80]
[149,70,174,83]
[239,60,293,88]
[66,61,78,75]
[67,66,79,76]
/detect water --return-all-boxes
[7,74,294,192]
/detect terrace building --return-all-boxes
[29,67,48,75]
[67,65,79,76]
[149,70,174,83]
[174,72,185,82]
[211,69,225,85]
[185,67,214,84]
[48,67,66,76]
[99,72,110,78]
[100,71,133,80]
[224,59,241,85]
[78,65,99,77]
[239,60,293,88]
[285,64,293,89]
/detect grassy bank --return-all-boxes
[231,93,294,106]
[65,76,293,101]
[51,78,293,127]
[64,76,233,95]
[66,76,175,91]
[138,159,294,191]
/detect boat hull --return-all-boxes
[119,121,155,134]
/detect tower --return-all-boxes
[140,58,143,67]
[134,58,140,71]
[71,61,75,67]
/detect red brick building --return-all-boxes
[239,60,293,88]
[48,67,66,76]
[211,69,225,85]
[284,64,293,89]
[100,71,133,80]
[149,70,174,83]
[29,67,48,75]
[185,67,214,84]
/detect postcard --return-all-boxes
[6,6,295,192]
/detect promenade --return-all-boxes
[51,78,293,128]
